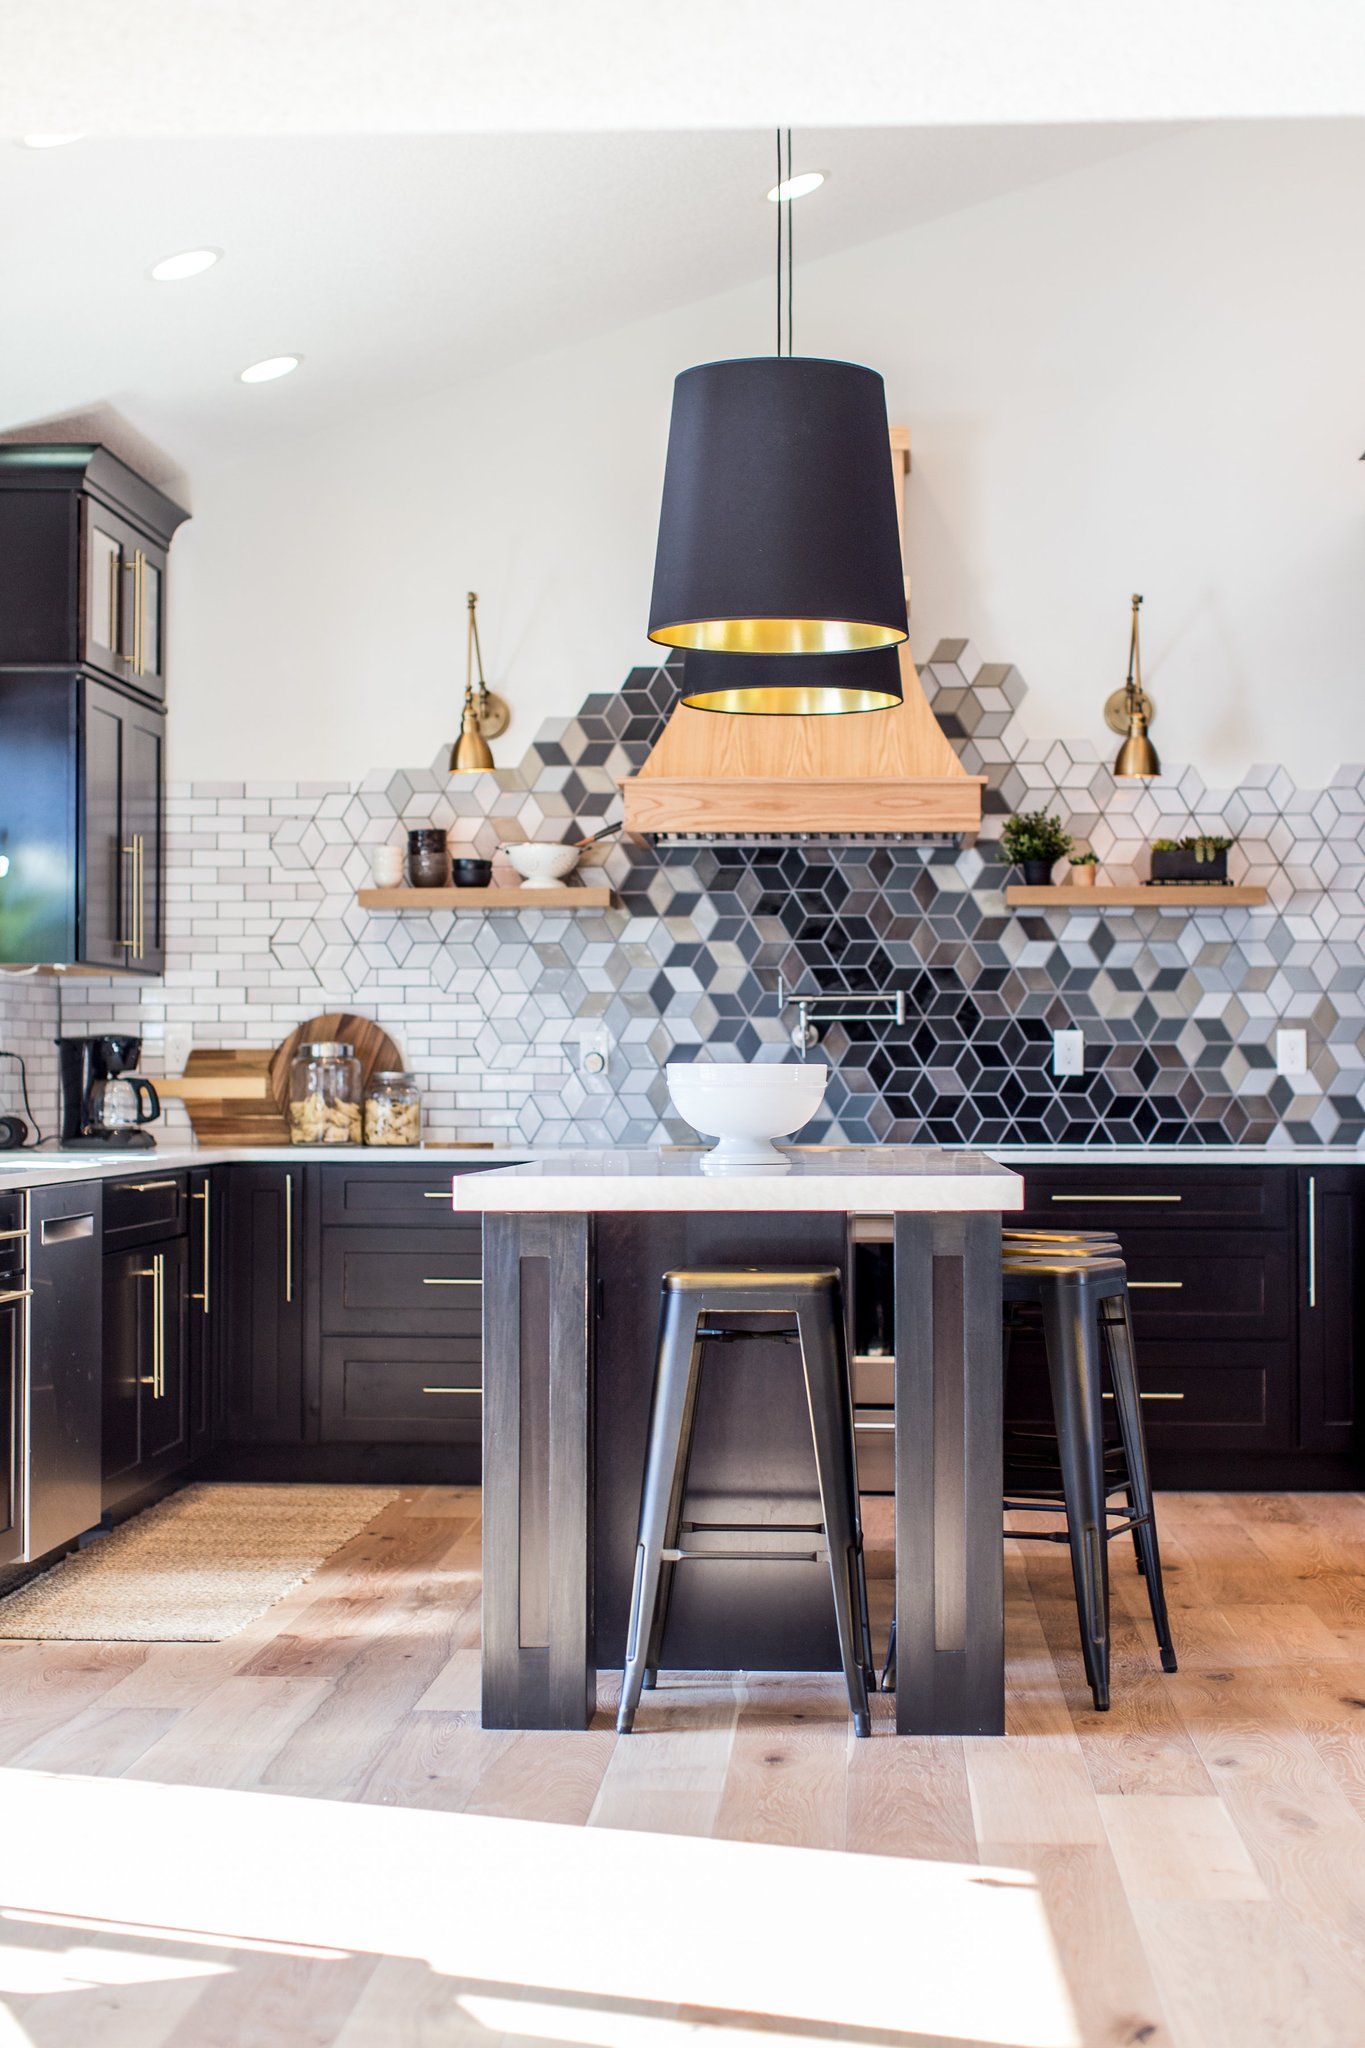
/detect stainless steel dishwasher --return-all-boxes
[20,1181,104,1561]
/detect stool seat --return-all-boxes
[618,1262,874,1738]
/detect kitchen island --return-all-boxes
[453,1147,1023,1737]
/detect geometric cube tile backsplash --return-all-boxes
[6,639,1365,1149]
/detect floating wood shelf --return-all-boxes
[357,885,617,912]
[1006,884,1268,910]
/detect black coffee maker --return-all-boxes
[57,1035,161,1150]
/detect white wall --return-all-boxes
[170,120,1365,791]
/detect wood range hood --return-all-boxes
[619,429,984,845]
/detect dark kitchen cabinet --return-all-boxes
[0,671,164,972]
[0,444,187,702]
[1297,1166,1363,1455]
[0,1191,22,1566]
[222,1166,305,1444]
[102,1231,190,1512]
[187,1170,221,1455]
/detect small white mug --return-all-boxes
[371,844,404,888]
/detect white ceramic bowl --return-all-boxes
[666,1059,828,1170]
[501,842,581,889]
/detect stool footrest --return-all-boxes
[661,1546,829,1565]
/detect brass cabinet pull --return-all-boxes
[284,1172,295,1305]
[854,1419,895,1433]
[132,550,145,673]
[135,832,146,958]
[125,1178,177,1193]
[0,1228,29,1243]
[0,1288,33,1306]
[1307,1173,1317,1309]
[1128,1281,1183,1291]
[119,842,137,948]
[135,1257,165,1395]
[1050,1193,1181,1204]
[192,1184,211,1314]
[423,1190,452,1200]
[420,1276,480,1287]
[108,547,121,657]
[121,555,136,664]
[421,1386,482,1397]
[1102,1390,1185,1401]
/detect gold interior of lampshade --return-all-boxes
[681,681,901,715]
[650,616,907,654]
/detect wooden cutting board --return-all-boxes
[158,1016,404,1147]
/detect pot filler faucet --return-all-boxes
[775,973,908,1058]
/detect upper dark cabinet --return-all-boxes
[0,444,187,703]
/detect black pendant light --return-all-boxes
[681,644,903,715]
[646,131,907,706]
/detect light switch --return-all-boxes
[1052,1028,1085,1077]
[1275,1028,1308,1077]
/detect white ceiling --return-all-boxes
[1,123,1179,479]
[2,0,1363,134]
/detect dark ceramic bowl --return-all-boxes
[451,857,494,888]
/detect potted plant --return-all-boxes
[1001,810,1073,887]
[1150,834,1234,886]
[1068,851,1099,889]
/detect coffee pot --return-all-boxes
[57,1036,161,1150]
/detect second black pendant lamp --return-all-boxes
[647,132,907,709]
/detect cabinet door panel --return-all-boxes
[0,1296,22,1567]
[140,1237,189,1469]
[0,489,77,665]
[223,1168,304,1443]
[1298,1167,1363,1453]
[1017,1168,1289,1231]
[102,1249,147,1499]
[121,697,164,970]
[82,683,130,970]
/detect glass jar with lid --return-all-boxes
[288,1041,363,1145]
[364,1071,421,1147]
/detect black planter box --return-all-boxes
[1150,849,1230,886]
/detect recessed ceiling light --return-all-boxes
[150,247,221,283]
[239,355,302,385]
[766,170,825,203]
[18,132,84,149]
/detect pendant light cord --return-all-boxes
[775,127,795,357]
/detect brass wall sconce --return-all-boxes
[450,591,511,773]
[1104,592,1161,780]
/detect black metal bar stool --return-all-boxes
[884,1234,1176,1712]
[618,1264,875,1738]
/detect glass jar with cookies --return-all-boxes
[288,1041,363,1145]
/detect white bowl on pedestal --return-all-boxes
[501,842,581,888]
[666,1059,828,1172]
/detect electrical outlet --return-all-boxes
[573,1022,613,1090]
[163,1026,193,1077]
[1275,1028,1308,1077]
[1052,1028,1085,1078]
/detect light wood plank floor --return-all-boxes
[0,1486,1362,2048]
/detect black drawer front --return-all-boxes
[317,1163,510,1229]
[103,1172,187,1247]
[319,1336,482,1444]
[1008,1230,1290,1343]
[1005,1343,1294,1450]
[1016,1166,1290,1231]
[320,1228,482,1335]
[0,1190,23,1282]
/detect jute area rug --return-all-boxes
[0,1482,398,1642]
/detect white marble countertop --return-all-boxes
[0,1138,1358,1201]
[449,1146,1025,1213]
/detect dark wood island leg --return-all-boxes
[481,1211,596,1729]
[893,1210,1004,1734]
